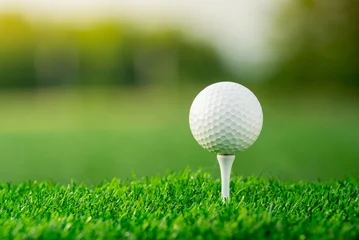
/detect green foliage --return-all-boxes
[0,170,358,239]
[270,0,359,88]
[0,14,231,89]
[0,15,37,88]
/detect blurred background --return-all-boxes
[0,0,358,183]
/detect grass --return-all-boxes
[0,87,358,183]
[1,169,358,239]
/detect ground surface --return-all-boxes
[0,87,358,183]
[1,170,358,239]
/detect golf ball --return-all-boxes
[189,82,263,154]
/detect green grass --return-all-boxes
[0,87,358,183]
[1,170,358,239]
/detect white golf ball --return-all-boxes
[189,81,263,154]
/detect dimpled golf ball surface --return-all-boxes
[189,82,263,154]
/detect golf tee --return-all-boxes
[217,154,235,201]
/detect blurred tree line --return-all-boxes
[268,0,359,89]
[0,14,231,89]
[0,0,358,90]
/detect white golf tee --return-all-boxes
[217,154,235,201]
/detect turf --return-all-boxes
[0,87,358,183]
[1,170,358,239]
